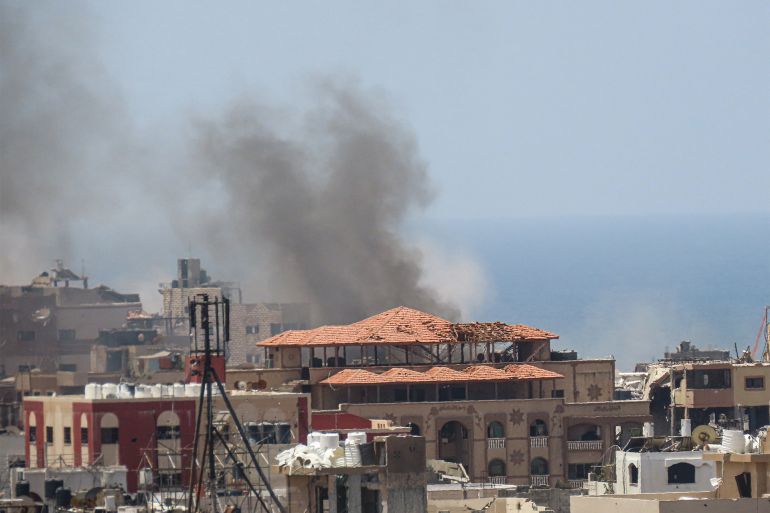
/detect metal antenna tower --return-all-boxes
[186,294,285,513]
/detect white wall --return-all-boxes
[615,451,715,494]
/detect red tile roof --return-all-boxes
[319,364,565,386]
[257,306,557,348]
[504,364,565,380]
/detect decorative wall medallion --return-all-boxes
[509,409,524,426]
[509,449,525,466]
[587,383,603,401]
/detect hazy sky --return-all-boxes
[82,1,770,220]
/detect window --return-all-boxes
[551,389,565,398]
[245,325,259,335]
[407,423,421,436]
[158,472,182,487]
[156,426,180,440]
[81,427,88,444]
[58,329,76,341]
[531,458,549,476]
[690,369,731,389]
[63,427,71,444]
[17,331,35,342]
[568,463,596,480]
[530,419,548,437]
[270,323,282,336]
[488,459,506,477]
[46,426,53,444]
[487,421,505,438]
[667,462,696,484]
[745,377,765,390]
[29,426,36,443]
[629,464,639,485]
[101,427,119,444]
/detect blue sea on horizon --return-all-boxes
[424,213,770,370]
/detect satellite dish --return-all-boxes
[236,381,247,390]
[692,424,718,446]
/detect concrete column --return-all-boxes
[328,474,338,513]
[347,474,362,513]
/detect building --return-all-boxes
[644,360,770,435]
[275,434,428,513]
[229,302,313,366]
[0,262,142,374]
[584,436,716,495]
[663,340,731,363]
[23,386,310,493]
[255,305,651,487]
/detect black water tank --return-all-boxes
[15,480,30,498]
[44,479,63,499]
[55,488,72,508]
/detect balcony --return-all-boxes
[530,436,548,448]
[488,476,506,485]
[487,438,505,450]
[567,479,585,489]
[531,475,549,487]
[567,440,603,451]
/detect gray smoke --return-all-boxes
[0,3,121,280]
[192,84,461,323]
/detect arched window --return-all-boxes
[667,463,695,484]
[529,419,548,437]
[531,457,549,476]
[100,413,119,444]
[487,421,504,438]
[629,464,638,485]
[488,459,506,477]
[157,411,181,440]
[407,422,421,436]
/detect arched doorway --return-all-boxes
[438,421,470,471]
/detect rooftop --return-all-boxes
[320,363,564,386]
[257,306,558,348]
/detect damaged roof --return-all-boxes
[257,306,557,348]
[320,364,565,385]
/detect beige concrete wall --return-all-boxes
[572,495,770,513]
[733,364,770,407]
[342,396,648,484]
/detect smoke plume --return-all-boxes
[0,3,121,280]
[192,84,461,323]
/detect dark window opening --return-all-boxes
[29,426,36,442]
[568,463,596,480]
[629,464,639,485]
[667,462,696,484]
[101,427,119,444]
[746,377,765,390]
[530,419,548,437]
[63,427,71,444]
[58,329,76,341]
[81,427,88,444]
[488,459,506,477]
[46,426,53,444]
[156,426,180,440]
[17,331,35,342]
[551,389,565,398]
[690,369,731,389]
[487,421,505,438]
[246,325,259,335]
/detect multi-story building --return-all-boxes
[23,387,310,493]
[229,302,312,366]
[647,360,770,433]
[255,306,651,487]
[0,263,142,374]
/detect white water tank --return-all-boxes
[319,433,340,451]
[346,432,367,445]
[150,385,162,398]
[134,385,148,398]
[102,383,118,399]
[680,418,692,437]
[722,430,745,453]
[173,383,185,397]
[85,383,102,400]
[185,383,201,398]
[344,438,362,467]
